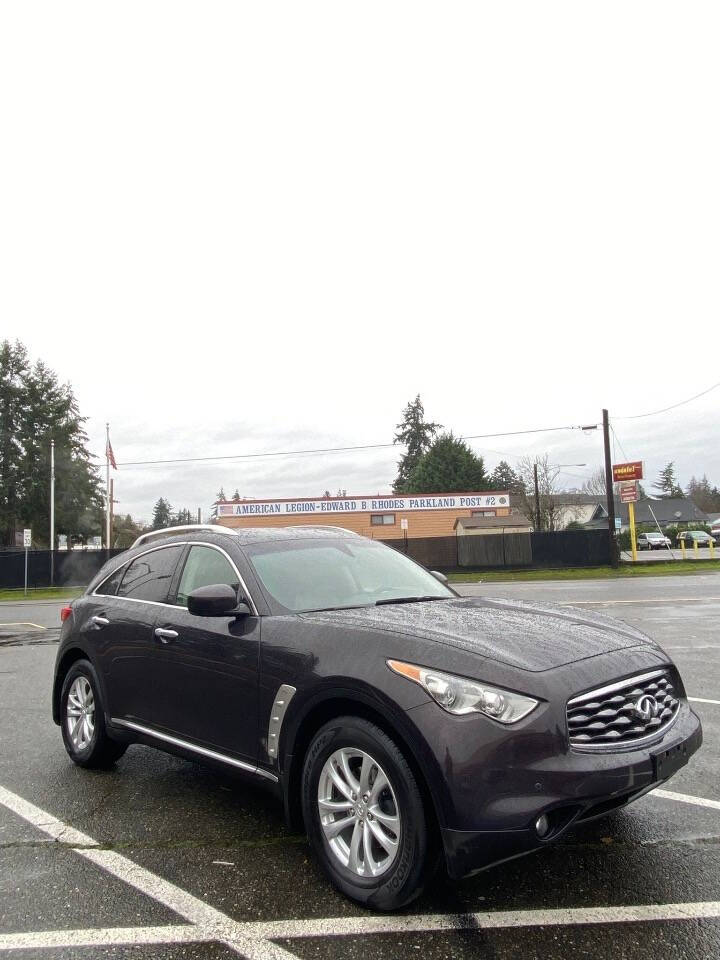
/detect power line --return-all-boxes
[113,422,598,468]
[610,424,630,462]
[615,380,720,420]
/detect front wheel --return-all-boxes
[60,659,128,768]
[301,716,432,910]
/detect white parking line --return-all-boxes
[653,789,720,812]
[2,901,720,954]
[0,785,295,960]
[2,783,720,957]
[689,697,720,705]
[257,900,720,937]
[0,622,46,629]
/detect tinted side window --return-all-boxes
[117,546,184,603]
[95,565,126,596]
[176,545,240,607]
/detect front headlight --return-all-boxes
[387,659,538,724]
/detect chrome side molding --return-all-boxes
[111,718,278,783]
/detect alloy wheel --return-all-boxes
[66,676,95,752]
[317,747,401,878]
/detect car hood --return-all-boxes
[300,597,658,672]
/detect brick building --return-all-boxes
[214,490,511,540]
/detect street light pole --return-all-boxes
[50,439,55,586]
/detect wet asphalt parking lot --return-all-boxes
[1,574,719,959]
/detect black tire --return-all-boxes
[60,659,128,769]
[301,715,431,910]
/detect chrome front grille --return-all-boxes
[567,670,680,749]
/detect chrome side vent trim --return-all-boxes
[267,684,297,759]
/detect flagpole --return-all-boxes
[105,423,111,550]
[50,439,55,585]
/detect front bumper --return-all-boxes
[440,703,702,879]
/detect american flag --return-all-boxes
[106,435,117,470]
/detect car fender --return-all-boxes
[278,678,450,831]
[52,639,106,726]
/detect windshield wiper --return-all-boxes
[375,595,449,606]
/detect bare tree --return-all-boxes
[516,455,581,531]
[581,466,607,496]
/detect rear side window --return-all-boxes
[95,565,126,596]
[175,545,240,607]
[116,546,184,603]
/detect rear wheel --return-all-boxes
[302,716,432,910]
[60,660,127,768]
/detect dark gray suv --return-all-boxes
[53,525,702,910]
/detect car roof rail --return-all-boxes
[130,525,237,549]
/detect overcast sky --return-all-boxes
[2,2,718,523]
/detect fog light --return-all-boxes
[535,814,550,838]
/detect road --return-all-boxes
[1,574,719,959]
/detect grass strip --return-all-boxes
[448,561,720,583]
[0,586,84,602]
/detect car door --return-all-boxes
[144,542,261,764]
[88,544,186,724]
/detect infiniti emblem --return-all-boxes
[633,694,660,722]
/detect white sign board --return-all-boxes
[218,493,509,519]
[23,529,31,548]
[400,518,409,531]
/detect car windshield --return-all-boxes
[244,538,455,613]
[646,533,664,539]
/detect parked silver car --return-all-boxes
[637,532,671,550]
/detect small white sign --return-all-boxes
[23,529,31,547]
[400,518,409,531]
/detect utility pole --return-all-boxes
[109,479,116,549]
[602,408,618,567]
[50,439,55,586]
[533,461,542,532]
[105,423,111,553]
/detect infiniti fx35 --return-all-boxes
[53,525,702,910]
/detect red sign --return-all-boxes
[613,461,643,482]
[619,481,638,503]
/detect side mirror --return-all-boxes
[187,583,250,617]
[430,570,449,585]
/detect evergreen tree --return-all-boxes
[490,460,523,493]
[170,507,195,526]
[652,462,683,498]
[232,488,241,501]
[406,433,489,494]
[0,340,103,547]
[686,475,720,512]
[152,497,173,529]
[393,395,441,493]
[216,487,226,502]
[113,513,149,548]
[0,341,29,544]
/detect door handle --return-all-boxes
[154,627,179,644]
[92,616,110,627]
